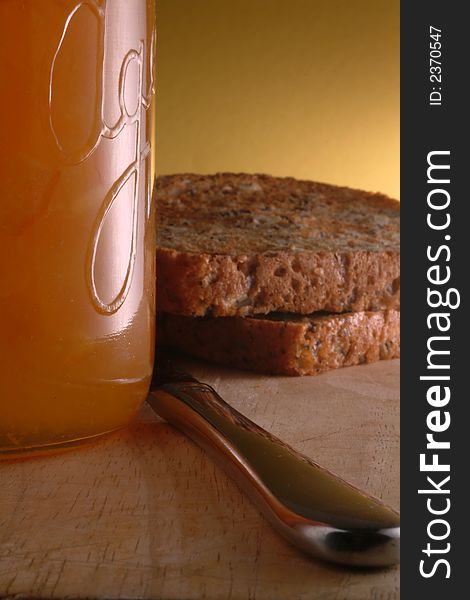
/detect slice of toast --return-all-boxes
[156,173,400,317]
[159,310,400,376]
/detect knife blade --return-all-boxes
[148,356,400,567]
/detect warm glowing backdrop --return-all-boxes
[156,0,399,198]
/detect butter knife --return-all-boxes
[148,358,400,567]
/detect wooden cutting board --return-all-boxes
[0,358,399,600]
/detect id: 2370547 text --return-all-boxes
[429,26,443,106]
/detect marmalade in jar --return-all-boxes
[0,0,156,455]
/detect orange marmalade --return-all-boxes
[0,0,156,455]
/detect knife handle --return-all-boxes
[148,380,399,567]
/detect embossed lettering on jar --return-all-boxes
[0,0,156,455]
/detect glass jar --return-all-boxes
[0,0,156,456]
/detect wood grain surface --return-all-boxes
[0,358,400,600]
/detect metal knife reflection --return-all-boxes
[148,355,400,567]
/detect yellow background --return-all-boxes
[156,0,399,199]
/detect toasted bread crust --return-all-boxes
[159,310,400,376]
[156,173,400,317]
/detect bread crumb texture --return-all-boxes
[156,173,400,317]
[160,310,400,377]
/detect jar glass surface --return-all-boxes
[0,0,156,455]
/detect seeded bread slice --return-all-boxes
[156,173,400,317]
[159,310,400,376]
